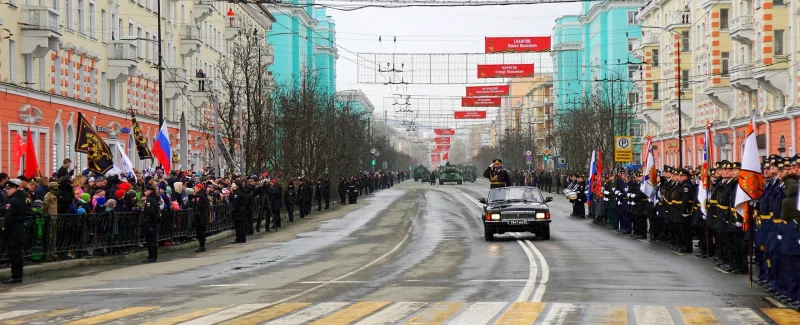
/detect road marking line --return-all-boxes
[1,287,155,295]
[273,201,422,305]
[718,308,768,325]
[597,305,627,325]
[353,302,427,325]
[217,303,309,325]
[141,307,225,325]
[765,297,785,308]
[263,302,349,325]
[403,302,464,325]
[674,306,721,325]
[0,308,79,325]
[633,305,675,325]
[512,233,538,303]
[540,303,582,325]
[444,302,506,325]
[199,284,255,288]
[761,308,800,325]
[0,311,41,321]
[179,304,273,325]
[671,251,685,256]
[469,279,528,282]
[493,302,545,325]
[712,267,729,274]
[638,239,650,243]
[309,302,389,325]
[524,240,549,302]
[299,281,367,284]
[65,306,160,325]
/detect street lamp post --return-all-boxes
[641,25,683,168]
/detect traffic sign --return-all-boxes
[614,136,633,162]
[525,150,532,156]
[370,148,376,154]
[556,156,566,168]
[543,148,551,156]
[525,155,532,161]
[526,160,532,165]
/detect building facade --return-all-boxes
[266,1,337,94]
[633,0,800,167]
[519,75,555,169]
[0,0,274,176]
[552,0,646,163]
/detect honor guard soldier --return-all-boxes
[630,171,649,239]
[570,175,587,218]
[675,168,696,253]
[755,155,779,283]
[707,162,725,261]
[601,173,618,228]
[2,179,30,283]
[484,159,510,189]
[764,158,788,293]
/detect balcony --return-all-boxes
[552,42,582,52]
[191,78,212,108]
[224,18,242,40]
[730,15,754,44]
[730,63,757,91]
[193,0,215,23]
[164,67,189,99]
[106,38,138,82]
[180,24,202,57]
[667,9,691,28]
[703,0,731,8]
[19,6,61,58]
[703,79,734,112]
[631,71,645,88]
[753,62,791,100]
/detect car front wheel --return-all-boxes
[484,225,494,241]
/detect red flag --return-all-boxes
[594,150,603,197]
[24,126,39,179]
[13,133,24,161]
[443,152,449,161]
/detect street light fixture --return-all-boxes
[640,24,684,168]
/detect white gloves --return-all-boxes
[735,222,742,227]
[603,191,609,195]
[682,214,689,217]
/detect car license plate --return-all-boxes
[507,220,527,225]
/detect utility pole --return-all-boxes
[156,0,164,127]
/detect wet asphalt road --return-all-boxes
[0,179,785,324]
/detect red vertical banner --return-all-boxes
[485,36,551,53]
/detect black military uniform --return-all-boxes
[322,178,331,209]
[338,178,347,204]
[193,185,210,252]
[314,180,323,211]
[231,183,247,243]
[2,180,30,283]
[243,185,255,235]
[142,185,161,262]
[629,171,649,239]
[675,168,696,253]
[571,176,587,218]
[347,176,358,203]
[269,182,283,229]
[285,183,298,222]
[483,159,510,189]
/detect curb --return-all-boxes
[0,197,355,279]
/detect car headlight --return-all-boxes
[491,213,501,220]
[536,212,546,219]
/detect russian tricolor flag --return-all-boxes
[151,123,171,174]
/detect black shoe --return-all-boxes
[256,229,261,233]
[2,278,22,284]
[142,259,156,263]
[195,248,206,253]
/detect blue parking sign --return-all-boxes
[556,156,566,168]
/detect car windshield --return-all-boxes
[488,187,544,203]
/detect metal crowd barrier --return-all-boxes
[0,196,266,263]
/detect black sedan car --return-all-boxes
[478,186,553,241]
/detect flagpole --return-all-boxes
[706,122,712,258]
[747,203,754,288]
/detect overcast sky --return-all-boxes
[331,3,581,121]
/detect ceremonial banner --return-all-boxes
[454,111,487,119]
[734,112,765,231]
[434,128,456,136]
[697,124,712,217]
[462,97,502,107]
[466,85,510,97]
[23,126,39,179]
[485,36,551,53]
[433,144,450,152]
[434,137,451,145]
[640,137,658,198]
[129,109,152,160]
[75,113,115,174]
[477,64,534,78]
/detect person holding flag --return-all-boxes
[694,124,713,258]
[733,112,766,277]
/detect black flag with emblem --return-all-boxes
[129,108,153,160]
[74,112,114,174]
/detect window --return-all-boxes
[77,0,85,34]
[681,31,689,52]
[652,49,659,66]
[128,22,133,37]
[774,29,785,55]
[721,52,730,76]
[137,27,143,58]
[89,3,96,38]
[682,70,689,89]
[628,11,637,25]
[101,10,106,42]
[720,9,729,29]
[153,35,158,62]
[628,38,635,52]
[653,82,660,100]
[65,0,73,29]
[774,0,784,5]
[756,32,762,60]
[628,65,638,79]
[145,32,151,61]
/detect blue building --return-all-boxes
[267,2,337,94]
[552,0,644,110]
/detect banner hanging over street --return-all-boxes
[454,111,487,119]
[434,137,451,145]
[434,128,456,136]
[485,36,551,53]
[477,64,535,78]
[461,97,502,107]
[466,85,510,96]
